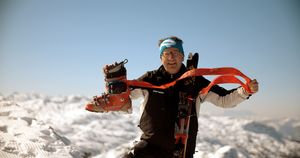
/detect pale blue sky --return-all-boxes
[1,0,299,117]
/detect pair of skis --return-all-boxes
[174,53,199,158]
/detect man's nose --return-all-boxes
[167,52,175,60]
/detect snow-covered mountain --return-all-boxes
[0,93,299,158]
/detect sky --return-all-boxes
[1,0,299,118]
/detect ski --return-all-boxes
[174,53,199,158]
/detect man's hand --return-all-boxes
[248,79,259,94]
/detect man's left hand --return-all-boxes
[249,79,259,94]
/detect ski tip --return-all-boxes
[188,53,193,60]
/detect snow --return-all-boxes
[0,93,299,158]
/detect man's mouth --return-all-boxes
[168,62,176,66]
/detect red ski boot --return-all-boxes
[85,59,132,113]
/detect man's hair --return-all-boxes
[158,36,183,47]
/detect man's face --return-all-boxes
[161,47,184,74]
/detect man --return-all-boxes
[124,36,258,158]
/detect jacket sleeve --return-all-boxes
[194,77,251,117]
[129,71,150,100]
[199,86,250,108]
[129,72,150,113]
[129,89,149,117]
[130,89,147,99]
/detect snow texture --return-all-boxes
[0,93,299,158]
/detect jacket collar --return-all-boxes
[158,64,187,81]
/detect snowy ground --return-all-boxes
[0,93,300,158]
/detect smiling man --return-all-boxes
[123,36,259,158]
[159,38,185,75]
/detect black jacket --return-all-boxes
[135,64,237,157]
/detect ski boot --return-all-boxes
[85,59,132,113]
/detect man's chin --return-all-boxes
[166,68,180,74]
